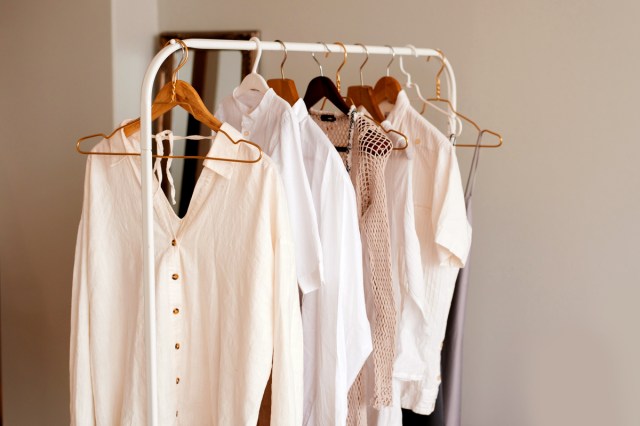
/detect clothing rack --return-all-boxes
[138,38,458,426]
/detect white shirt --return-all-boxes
[292,100,372,426]
[70,123,303,425]
[215,88,324,294]
[383,91,472,416]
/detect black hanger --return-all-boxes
[303,42,352,115]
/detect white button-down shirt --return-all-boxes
[381,91,471,417]
[215,89,324,294]
[70,123,303,425]
[292,100,372,426]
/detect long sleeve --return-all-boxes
[269,112,324,294]
[70,161,95,425]
[270,179,304,425]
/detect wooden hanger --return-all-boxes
[347,43,386,122]
[267,40,299,106]
[423,50,503,148]
[76,39,263,163]
[303,42,353,115]
[373,45,403,106]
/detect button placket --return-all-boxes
[168,236,185,419]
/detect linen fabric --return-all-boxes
[70,123,303,425]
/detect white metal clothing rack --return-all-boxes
[138,38,458,426]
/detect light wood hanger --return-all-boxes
[422,50,503,148]
[373,45,403,105]
[347,43,386,123]
[336,43,408,151]
[303,42,353,115]
[76,39,263,163]
[267,40,299,106]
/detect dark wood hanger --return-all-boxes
[304,42,353,115]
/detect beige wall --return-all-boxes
[1,0,639,424]
[0,0,113,424]
[157,0,640,425]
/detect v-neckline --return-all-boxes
[122,130,213,238]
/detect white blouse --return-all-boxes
[215,88,324,294]
[292,99,372,426]
[70,123,303,425]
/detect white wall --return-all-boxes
[111,0,159,123]
[0,0,113,424]
[157,0,640,425]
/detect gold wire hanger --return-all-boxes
[319,42,355,110]
[76,39,263,163]
[422,49,503,148]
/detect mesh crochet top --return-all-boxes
[310,108,396,425]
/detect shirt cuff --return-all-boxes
[296,261,324,294]
[434,219,472,268]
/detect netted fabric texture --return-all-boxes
[309,109,355,172]
[310,109,396,425]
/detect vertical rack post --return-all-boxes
[140,40,182,426]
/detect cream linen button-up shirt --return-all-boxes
[70,123,303,425]
[375,91,471,422]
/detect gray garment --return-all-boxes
[441,132,482,426]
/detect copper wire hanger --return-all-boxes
[400,44,463,136]
[76,39,263,163]
[422,49,503,148]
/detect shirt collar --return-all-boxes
[203,122,243,179]
[291,98,309,123]
[385,89,411,125]
[231,86,276,120]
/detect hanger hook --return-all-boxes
[311,41,330,77]
[164,39,189,101]
[274,39,288,79]
[355,43,368,86]
[384,45,396,77]
[398,46,413,87]
[334,42,347,93]
[249,36,262,74]
[426,48,446,99]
